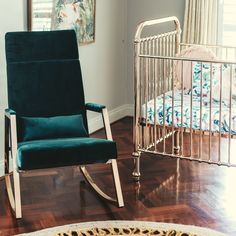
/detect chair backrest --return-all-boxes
[5,30,88,132]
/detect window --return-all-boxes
[219,0,236,46]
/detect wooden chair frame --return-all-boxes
[4,107,124,219]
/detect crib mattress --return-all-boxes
[143,90,236,134]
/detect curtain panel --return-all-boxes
[183,0,219,45]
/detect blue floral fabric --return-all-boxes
[143,63,236,134]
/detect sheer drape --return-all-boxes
[183,0,219,44]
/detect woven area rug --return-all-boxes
[17,220,228,236]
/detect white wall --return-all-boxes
[126,0,185,104]
[0,0,26,175]
[0,0,127,175]
[80,0,128,131]
[0,0,127,115]
[0,0,185,175]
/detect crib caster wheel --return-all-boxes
[132,151,141,182]
[132,152,140,158]
[132,172,140,182]
[174,146,180,155]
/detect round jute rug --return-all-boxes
[17,221,228,236]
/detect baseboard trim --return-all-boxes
[0,160,4,177]
[88,104,133,134]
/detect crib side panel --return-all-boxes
[134,17,181,155]
[134,17,236,168]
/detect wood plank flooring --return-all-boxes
[0,117,236,235]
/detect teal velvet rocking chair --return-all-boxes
[4,30,124,219]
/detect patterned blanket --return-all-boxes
[143,63,236,134]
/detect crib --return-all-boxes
[132,16,236,181]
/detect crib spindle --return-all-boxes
[219,64,223,163]
[163,58,166,154]
[172,59,175,155]
[209,63,213,162]
[228,64,233,165]
[190,61,193,157]
[181,60,184,156]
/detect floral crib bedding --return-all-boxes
[142,62,236,134]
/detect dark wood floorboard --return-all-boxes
[0,117,236,235]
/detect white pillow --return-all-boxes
[173,46,217,90]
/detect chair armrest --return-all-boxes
[4,108,18,169]
[85,103,106,113]
[5,108,16,119]
[86,103,112,140]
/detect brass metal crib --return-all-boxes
[133,16,236,181]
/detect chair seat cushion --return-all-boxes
[17,137,117,170]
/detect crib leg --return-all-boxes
[174,131,180,154]
[132,151,141,181]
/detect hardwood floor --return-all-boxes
[0,117,236,235]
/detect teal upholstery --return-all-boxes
[5,30,78,63]
[6,30,88,132]
[86,103,106,113]
[17,138,117,170]
[20,114,88,142]
[5,30,118,171]
[7,59,88,133]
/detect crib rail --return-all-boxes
[133,16,236,181]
